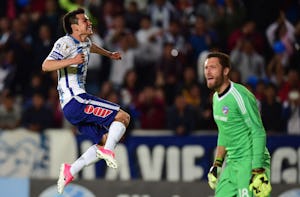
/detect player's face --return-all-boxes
[204,57,226,91]
[75,14,93,36]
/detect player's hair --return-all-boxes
[207,52,231,69]
[63,8,85,34]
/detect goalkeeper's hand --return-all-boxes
[207,158,223,190]
[249,168,272,197]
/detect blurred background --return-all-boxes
[0,0,299,196]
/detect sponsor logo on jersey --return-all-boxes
[222,106,229,115]
[84,105,112,118]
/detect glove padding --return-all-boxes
[207,165,221,190]
[249,172,272,197]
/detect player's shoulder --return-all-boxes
[231,82,255,100]
[55,35,76,45]
[53,35,77,54]
[232,82,250,94]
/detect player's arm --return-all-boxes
[214,145,226,164]
[243,93,266,169]
[243,93,271,196]
[42,54,84,72]
[42,38,85,72]
[90,43,121,60]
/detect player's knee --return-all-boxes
[115,110,130,127]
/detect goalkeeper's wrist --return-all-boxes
[213,157,224,167]
[252,168,265,174]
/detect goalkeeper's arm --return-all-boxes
[249,168,272,197]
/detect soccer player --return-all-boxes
[42,8,130,194]
[204,52,271,197]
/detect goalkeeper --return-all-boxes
[204,52,271,197]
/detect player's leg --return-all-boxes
[72,93,130,168]
[236,158,252,197]
[69,125,107,175]
[97,109,130,168]
[215,164,237,197]
[102,109,129,150]
[237,157,271,197]
[57,124,106,194]
[63,93,130,168]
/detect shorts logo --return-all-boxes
[84,105,112,118]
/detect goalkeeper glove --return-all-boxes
[207,158,223,190]
[249,168,272,197]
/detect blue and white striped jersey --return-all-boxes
[46,35,92,107]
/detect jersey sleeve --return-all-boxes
[217,133,226,147]
[46,38,74,60]
[242,91,266,169]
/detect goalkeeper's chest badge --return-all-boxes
[222,106,229,115]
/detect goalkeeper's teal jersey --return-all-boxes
[213,82,270,168]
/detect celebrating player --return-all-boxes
[204,52,271,197]
[42,8,130,194]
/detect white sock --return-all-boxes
[70,145,99,176]
[104,121,126,151]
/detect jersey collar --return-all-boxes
[218,81,232,98]
[67,34,80,44]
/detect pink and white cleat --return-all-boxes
[57,163,74,194]
[96,147,118,169]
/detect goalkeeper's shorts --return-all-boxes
[215,158,270,197]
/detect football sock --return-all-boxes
[104,121,126,151]
[70,144,99,176]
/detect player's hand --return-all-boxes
[207,158,223,190]
[73,53,85,64]
[249,168,272,197]
[109,52,122,60]
[207,165,221,190]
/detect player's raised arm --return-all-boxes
[90,43,121,60]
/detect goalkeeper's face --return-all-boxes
[204,57,227,91]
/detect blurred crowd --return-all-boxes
[0,0,300,136]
